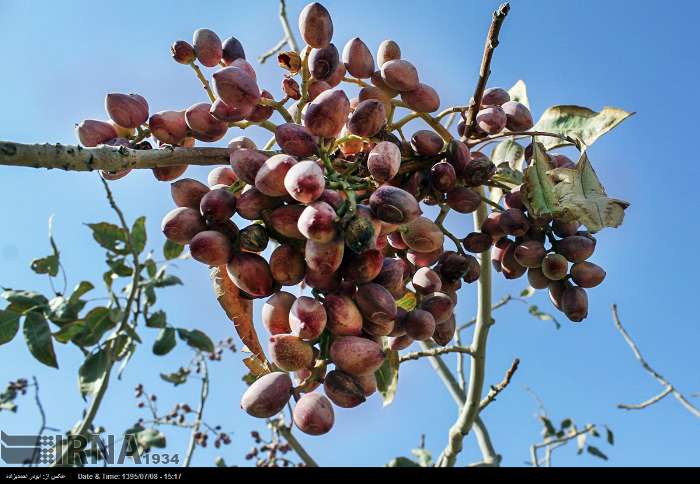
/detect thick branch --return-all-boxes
[0,142,230,172]
[418,341,500,466]
[612,305,700,418]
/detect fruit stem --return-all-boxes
[189,62,217,103]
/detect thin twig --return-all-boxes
[399,345,474,363]
[183,356,210,467]
[612,305,700,418]
[458,294,516,332]
[462,3,511,140]
[276,423,318,467]
[189,63,216,103]
[478,358,520,412]
[530,424,595,468]
[258,37,287,64]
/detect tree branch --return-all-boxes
[612,305,700,418]
[399,344,474,364]
[276,423,318,467]
[182,356,210,467]
[530,424,595,468]
[478,358,520,412]
[433,5,511,464]
[417,341,501,466]
[462,2,510,140]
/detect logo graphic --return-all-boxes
[1,432,55,465]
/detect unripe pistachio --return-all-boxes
[227,252,274,298]
[161,207,206,245]
[502,101,534,131]
[347,99,386,137]
[149,110,188,145]
[377,39,401,67]
[298,2,334,48]
[303,89,350,138]
[240,372,292,418]
[481,87,510,107]
[309,44,339,81]
[75,120,118,147]
[193,28,222,67]
[185,102,228,142]
[268,334,314,371]
[275,123,318,158]
[171,178,209,209]
[401,83,440,113]
[342,37,374,79]
[254,154,298,197]
[212,67,261,108]
[380,59,419,92]
[105,93,148,129]
[269,245,305,286]
[293,393,334,436]
[222,36,246,65]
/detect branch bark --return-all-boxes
[417,341,501,466]
[462,3,511,140]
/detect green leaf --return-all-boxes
[586,445,608,461]
[395,291,417,311]
[30,255,59,277]
[69,281,94,304]
[508,80,529,109]
[146,310,167,328]
[177,328,215,353]
[78,349,109,397]
[74,307,115,347]
[1,290,49,312]
[160,367,190,386]
[492,162,524,189]
[53,321,86,344]
[23,312,58,368]
[0,310,20,345]
[520,287,535,298]
[560,418,572,429]
[521,142,558,220]
[136,428,166,450]
[130,216,147,254]
[375,348,399,407]
[605,426,614,446]
[86,222,128,254]
[533,105,634,150]
[528,305,561,330]
[411,448,432,467]
[386,457,420,467]
[163,240,184,260]
[48,296,80,325]
[30,215,61,277]
[550,152,629,232]
[153,327,176,356]
[492,139,525,169]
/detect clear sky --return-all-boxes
[0,0,698,467]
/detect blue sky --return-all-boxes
[0,0,698,467]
